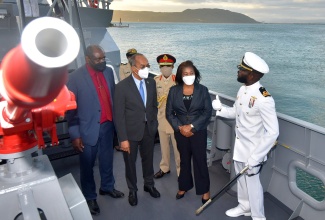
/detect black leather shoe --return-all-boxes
[128,191,138,206]
[144,185,160,198]
[202,198,210,204]
[176,191,186,200]
[87,199,100,216]
[99,188,124,198]
[154,169,170,179]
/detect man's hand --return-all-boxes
[72,138,84,152]
[179,125,194,137]
[212,95,222,111]
[120,140,131,154]
[246,157,259,169]
[245,157,261,175]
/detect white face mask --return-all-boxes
[160,66,173,77]
[182,75,195,85]
[137,67,149,79]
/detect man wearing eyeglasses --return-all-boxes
[66,45,124,216]
[153,54,180,179]
[114,53,160,206]
[212,52,279,220]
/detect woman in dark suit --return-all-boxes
[166,60,212,204]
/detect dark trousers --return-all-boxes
[79,121,115,200]
[123,124,155,192]
[175,129,210,195]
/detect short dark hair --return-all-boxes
[85,45,104,59]
[175,60,201,85]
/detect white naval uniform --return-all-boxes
[217,81,279,219]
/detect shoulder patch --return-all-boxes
[259,87,271,97]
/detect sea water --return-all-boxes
[108,22,325,127]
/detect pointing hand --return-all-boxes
[212,95,222,111]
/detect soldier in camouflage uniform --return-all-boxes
[119,48,137,81]
[154,54,180,178]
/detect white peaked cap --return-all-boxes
[242,52,269,74]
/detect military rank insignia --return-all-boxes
[249,96,257,108]
[259,87,271,97]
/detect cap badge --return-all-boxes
[129,48,137,53]
[163,55,168,61]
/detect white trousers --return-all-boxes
[234,161,266,220]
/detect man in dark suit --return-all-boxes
[114,53,160,206]
[66,45,124,216]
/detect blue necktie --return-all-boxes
[139,81,145,105]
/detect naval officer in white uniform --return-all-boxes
[212,52,279,220]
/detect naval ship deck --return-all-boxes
[51,144,299,220]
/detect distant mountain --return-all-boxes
[112,8,259,23]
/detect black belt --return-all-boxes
[247,163,264,177]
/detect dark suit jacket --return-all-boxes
[114,75,158,142]
[65,65,115,146]
[166,83,212,132]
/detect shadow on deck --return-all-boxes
[50,144,298,220]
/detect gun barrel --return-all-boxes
[0,17,80,121]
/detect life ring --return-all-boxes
[88,0,98,8]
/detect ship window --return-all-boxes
[296,168,325,202]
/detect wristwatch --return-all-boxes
[190,124,194,128]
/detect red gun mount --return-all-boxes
[0,17,80,158]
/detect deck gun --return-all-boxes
[0,17,91,220]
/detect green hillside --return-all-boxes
[112,8,259,23]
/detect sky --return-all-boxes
[109,0,325,23]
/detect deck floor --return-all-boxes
[51,144,293,220]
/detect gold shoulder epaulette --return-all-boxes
[259,87,271,97]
